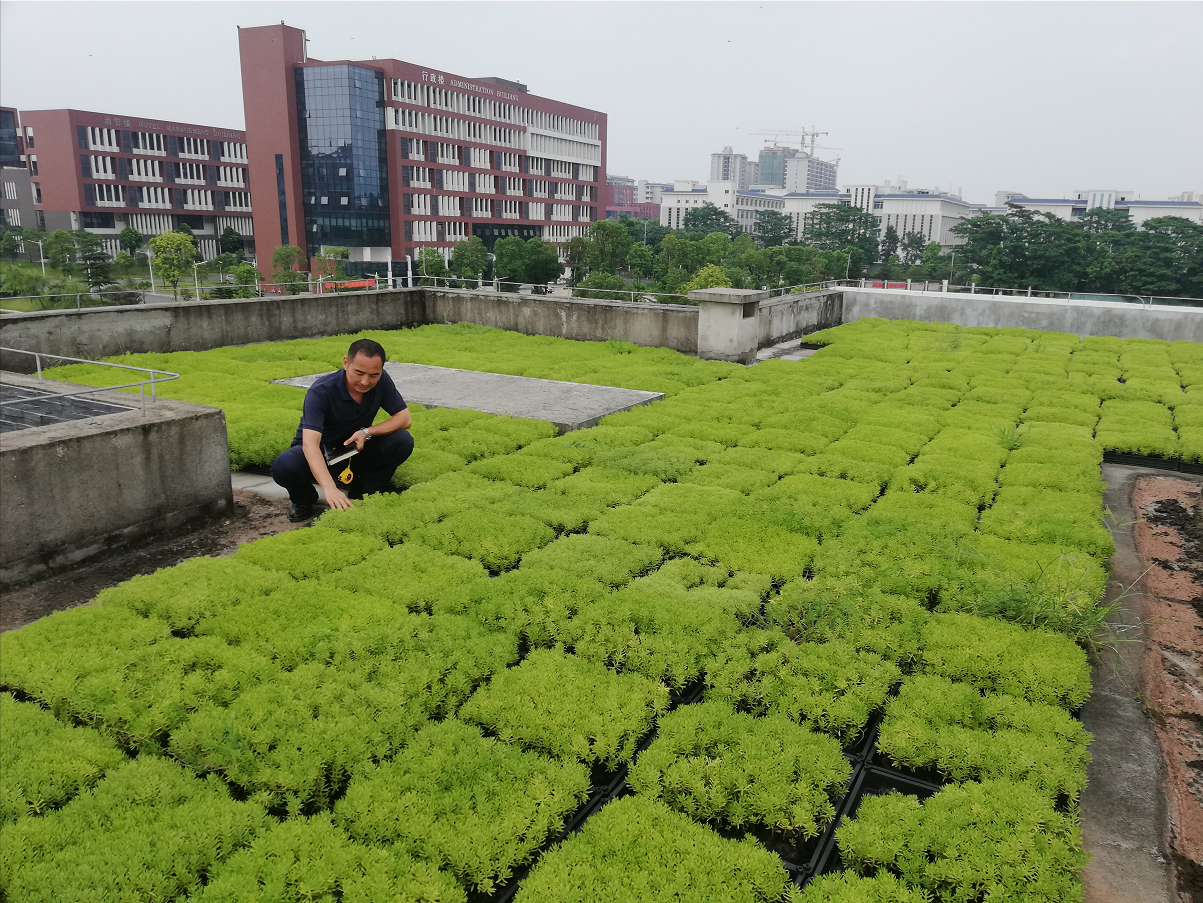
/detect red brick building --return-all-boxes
[237,23,607,277]
[14,108,253,259]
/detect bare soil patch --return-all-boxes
[0,490,304,634]
[1131,476,1203,902]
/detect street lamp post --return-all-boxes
[192,261,205,301]
[146,250,155,290]
[949,250,956,287]
[28,239,45,276]
[845,252,852,280]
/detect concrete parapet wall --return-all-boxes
[0,372,234,586]
[842,288,1203,342]
[758,289,844,347]
[423,288,699,353]
[0,290,427,372]
[0,288,696,371]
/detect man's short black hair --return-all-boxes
[347,338,387,363]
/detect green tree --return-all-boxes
[219,226,245,256]
[415,247,451,286]
[699,232,733,267]
[899,232,927,267]
[683,264,733,293]
[229,262,262,298]
[315,246,350,282]
[753,209,792,248]
[802,204,880,263]
[879,224,900,262]
[174,222,200,250]
[627,242,655,278]
[271,244,307,292]
[683,202,741,238]
[564,235,590,287]
[0,232,19,259]
[149,230,199,300]
[522,238,565,291]
[0,264,47,298]
[111,251,138,278]
[493,236,527,290]
[587,220,632,275]
[74,230,113,290]
[45,230,77,272]
[1079,207,1135,234]
[119,226,144,255]
[618,217,670,248]
[574,271,628,300]
[450,235,489,286]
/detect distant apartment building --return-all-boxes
[606,175,636,207]
[0,106,36,231]
[845,183,976,247]
[783,153,838,192]
[1000,189,1203,227]
[11,108,252,259]
[605,175,664,221]
[659,180,784,234]
[660,177,975,246]
[637,179,672,205]
[710,147,758,191]
[238,23,606,275]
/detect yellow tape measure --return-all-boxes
[338,466,354,485]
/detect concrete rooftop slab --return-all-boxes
[275,363,664,434]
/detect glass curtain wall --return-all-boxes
[295,65,390,257]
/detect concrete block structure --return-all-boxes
[237,22,607,278]
[690,287,768,364]
[0,371,234,585]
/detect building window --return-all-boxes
[28,156,37,176]
[179,136,210,159]
[4,208,19,227]
[3,181,16,201]
[132,131,166,155]
[32,182,42,204]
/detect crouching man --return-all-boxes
[271,338,413,522]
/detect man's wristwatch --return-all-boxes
[361,428,371,441]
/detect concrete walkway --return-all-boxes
[1082,463,1175,903]
[276,363,663,434]
[754,337,818,363]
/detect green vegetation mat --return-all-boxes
[3,318,1200,900]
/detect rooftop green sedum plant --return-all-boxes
[837,779,1087,903]
[628,700,850,839]
[458,649,669,767]
[335,719,589,893]
[514,795,790,903]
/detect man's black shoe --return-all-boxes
[288,503,314,523]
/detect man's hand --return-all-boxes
[325,485,354,510]
[344,429,368,452]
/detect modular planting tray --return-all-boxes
[1102,450,1203,475]
[0,382,133,433]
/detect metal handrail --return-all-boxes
[854,278,1203,307]
[0,347,179,412]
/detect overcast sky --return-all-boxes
[2,1,1200,204]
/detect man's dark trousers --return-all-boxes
[270,430,414,505]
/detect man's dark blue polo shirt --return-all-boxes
[291,368,407,447]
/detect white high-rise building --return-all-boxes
[709,147,758,191]
[636,179,672,205]
[783,154,838,192]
